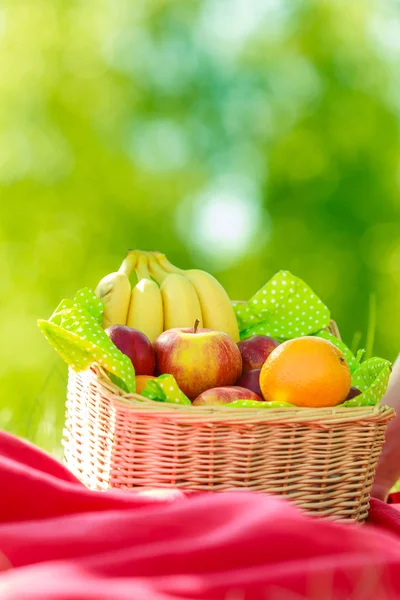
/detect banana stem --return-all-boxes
[119,250,138,276]
[147,253,170,283]
[152,251,183,274]
[135,254,152,281]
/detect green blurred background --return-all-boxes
[1,0,400,456]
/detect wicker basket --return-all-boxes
[63,362,394,522]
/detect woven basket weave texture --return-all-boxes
[63,364,394,522]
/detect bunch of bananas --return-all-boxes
[95,250,239,342]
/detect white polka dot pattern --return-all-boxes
[344,358,392,407]
[232,302,253,331]
[224,400,295,409]
[140,374,191,405]
[38,288,136,394]
[235,271,330,340]
[73,287,104,323]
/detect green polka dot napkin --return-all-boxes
[232,302,254,332]
[38,288,136,394]
[235,271,331,341]
[225,400,295,408]
[73,288,103,323]
[140,374,191,405]
[344,358,392,407]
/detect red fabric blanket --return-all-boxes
[1,432,400,599]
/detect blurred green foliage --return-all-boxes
[1,0,400,454]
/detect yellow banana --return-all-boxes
[147,252,170,283]
[118,249,139,277]
[160,273,203,330]
[95,269,133,331]
[95,250,139,329]
[152,252,240,341]
[127,254,163,342]
[183,270,240,341]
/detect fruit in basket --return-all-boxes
[95,271,131,328]
[193,386,263,406]
[236,368,263,398]
[259,337,351,408]
[154,320,242,399]
[161,273,203,330]
[148,251,240,341]
[238,336,279,373]
[136,375,157,394]
[105,325,156,375]
[346,386,361,400]
[95,250,141,329]
[95,249,239,341]
[126,253,163,343]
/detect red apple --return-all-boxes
[238,335,279,373]
[193,386,263,406]
[236,368,263,398]
[154,325,242,399]
[346,386,362,400]
[105,325,156,375]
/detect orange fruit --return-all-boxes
[136,375,157,395]
[259,337,351,408]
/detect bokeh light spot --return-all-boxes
[129,119,190,173]
[176,175,270,269]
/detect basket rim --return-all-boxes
[69,366,395,425]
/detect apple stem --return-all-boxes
[193,319,200,334]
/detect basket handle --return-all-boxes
[327,320,341,341]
